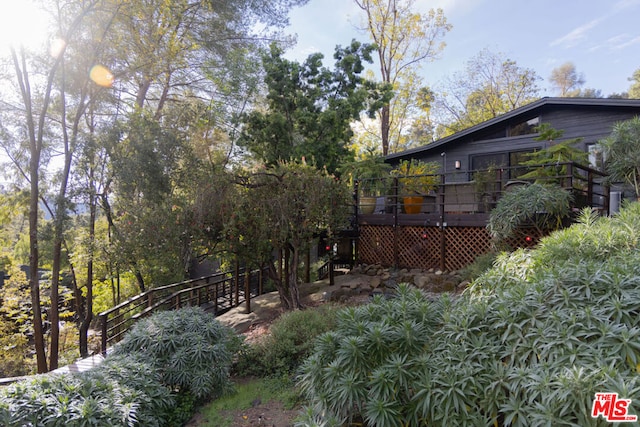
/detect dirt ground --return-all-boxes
[186,400,300,427]
[186,276,354,427]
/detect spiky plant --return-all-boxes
[111,306,238,400]
[0,354,173,427]
[488,182,572,241]
[300,203,640,426]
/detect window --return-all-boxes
[508,117,540,137]
[470,150,535,179]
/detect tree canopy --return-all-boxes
[239,41,391,174]
[436,49,541,135]
[354,0,451,155]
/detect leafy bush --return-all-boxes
[112,306,238,399]
[299,203,640,426]
[0,307,239,426]
[234,304,339,377]
[0,354,172,427]
[488,182,572,241]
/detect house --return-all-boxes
[354,98,640,271]
[386,97,640,183]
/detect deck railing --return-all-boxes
[98,267,265,354]
[353,162,610,271]
[355,162,610,225]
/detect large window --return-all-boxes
[508,117,540,137]
[470,150,534,179]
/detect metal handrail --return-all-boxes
[98,267,265,354]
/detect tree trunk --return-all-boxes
[288,245,303,309]
[79,195,96,358]
[29,165,48,373]
[380,104,391,156]
[266,257,292,310]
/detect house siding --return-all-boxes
[387,98,640,176]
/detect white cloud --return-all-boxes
[549,18,602,48]
[612,35,640,50]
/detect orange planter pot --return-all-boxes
[403,196,423,214]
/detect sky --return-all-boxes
[284,0,640,97]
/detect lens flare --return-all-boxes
[89,65,114,87]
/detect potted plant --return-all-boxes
[340,151,392,214]
[601,116,640,200]
[391,159,440,214]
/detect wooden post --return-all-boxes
[259,267,263,295]
[439,174,446,272]
[305,248,311,284]
[245,272,251,313]
[234,259,240,306]
[214,281,218,313]
[99,313,108,355]
[392,177,399,268]
[354,180,360,265]
[329,259,335,287]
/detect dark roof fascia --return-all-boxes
[385,97,640,161]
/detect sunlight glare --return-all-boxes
[0,0,51,54]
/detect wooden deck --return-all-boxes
[353,163,610,270]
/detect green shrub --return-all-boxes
[488,182,572,241]
[112,306,238,400]
[0,307,240,426]
[0,354,173,427]
[300,203,640,426]
[234,304,340,377]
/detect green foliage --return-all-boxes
[601,116,640,197]
[0,354,173,427]
[227,161,352,309]
[239,41,392,174]
[198,376,300,427]
[339,149,392,196]
[234,304,340,377]
[518,123,589,182]
[112,306,238,400]
[458,251,498,282]
[301,203,640,425]
[0,307,241,426]
[391,159,441,195]
[488,183,572,241]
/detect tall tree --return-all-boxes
[437,49,541,135]
[240,41,391,174]
[354,0,450,155]
[629,68,640,99]
[549,62,585,96]
[228,162,351,310]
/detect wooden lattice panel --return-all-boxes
[358,225,395,266]
[506,228,545,249]
[357,224,544,271]
[444,227,492,271]
[397,226,441,269]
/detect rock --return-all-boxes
[457,280,471,290]
[435,270,443,276]
[414,275,430,289]
[370,276,382,289]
